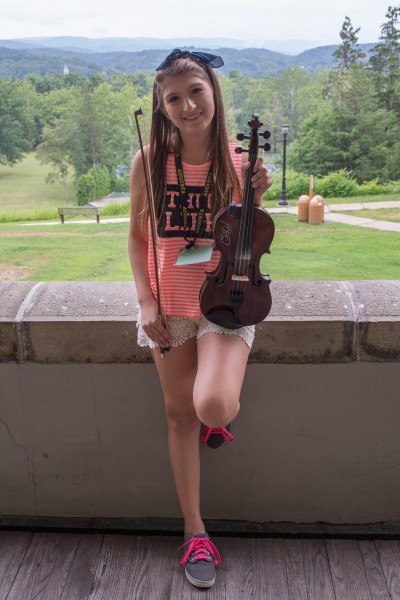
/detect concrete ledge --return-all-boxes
[1,281,400,363]
[1,281,399,525]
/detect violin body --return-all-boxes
[199,113,275,329]
[199,203,274,328]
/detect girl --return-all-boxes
[128,49,273,589]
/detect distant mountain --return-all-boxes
[2,36,329,56]
[0,42,378,79]
[291,43,376,70]
[0,47,102,79]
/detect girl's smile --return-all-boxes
[161,72,215,137]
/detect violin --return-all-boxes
[199,113,275,329]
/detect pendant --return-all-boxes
[175,244,213,265]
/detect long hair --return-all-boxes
[137,57,241,236]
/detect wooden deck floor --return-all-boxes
[1,531,400,599]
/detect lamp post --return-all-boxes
[278,124,289,206]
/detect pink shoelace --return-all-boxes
[200,426,234,444]
[179,537,221,566]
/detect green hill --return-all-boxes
[0,43,377,79]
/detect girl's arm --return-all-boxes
[128,151,171,348]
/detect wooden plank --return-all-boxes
[283,539,308,600]
[326,539,372,600]
[251,538,290,600]
[6,532,81,600]
[374,540,400,600]
[213,536,252,600]
[87,534,139,600]
[301,539,336,600]
[138,535,189,600]
[358,540,391,600]
[4,532,400,600]
[60,534,103,600]
[0,531,33,600]
[122,535,154,600]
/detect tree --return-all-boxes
[333,16,365,76]
[369,6,400,111]
[36,120,79,201]
[288,66,396,181]
[0,77,35,165]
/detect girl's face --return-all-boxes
[160,71,215,139]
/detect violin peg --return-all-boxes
[235,146,248,154]
[260,130,271,139]
[259,143,271,151]
[236,133,245,141]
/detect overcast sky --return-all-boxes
[2,0,394,44]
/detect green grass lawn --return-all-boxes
[1,155,399,282]
[0,152,77,213]
[0,221,130,281]
[1,215,399,281]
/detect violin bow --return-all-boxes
[134,108,170,357]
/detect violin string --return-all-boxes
[234,144,249,300]
[243,147,252,297]
[234,117,260,310]
[235,141,252,301]
[243,126,258,301]
[237,132,252,300]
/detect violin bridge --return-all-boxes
[231,274,249,282]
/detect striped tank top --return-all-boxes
[147,141,243,317]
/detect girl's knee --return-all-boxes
[194,392,239,428]
[165,404,199,435]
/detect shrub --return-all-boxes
[263,169,311,200]
[356,179,400,195]
[76,174,94,205]
[76,166,111,205]
[110,167,130,193]
[314,170,358,198]
[387,181,400,193]
[101,201,130,217]
[113,175,130,193]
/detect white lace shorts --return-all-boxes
[137,314,255,350]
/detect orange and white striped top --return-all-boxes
[147,141,243,317]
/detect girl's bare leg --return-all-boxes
[194,333,250,428]
[151,333,249,534]
[151,339,205,535]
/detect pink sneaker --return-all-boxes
[179,533,221,588]
[200,424,233,449]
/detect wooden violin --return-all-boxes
[199,113,275,329]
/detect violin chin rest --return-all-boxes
[203,308,243,330]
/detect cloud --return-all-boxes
[2,0,391,42]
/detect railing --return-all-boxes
[1,281,399,528]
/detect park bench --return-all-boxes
[58,206,101,223]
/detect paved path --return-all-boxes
[20,200,400,232]
[268,200,400,233]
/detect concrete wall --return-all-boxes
[1,281,399,525]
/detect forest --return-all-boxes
[0,7,399,199]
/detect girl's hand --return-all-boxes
[241,157,273,207]
[140,297,171,348]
